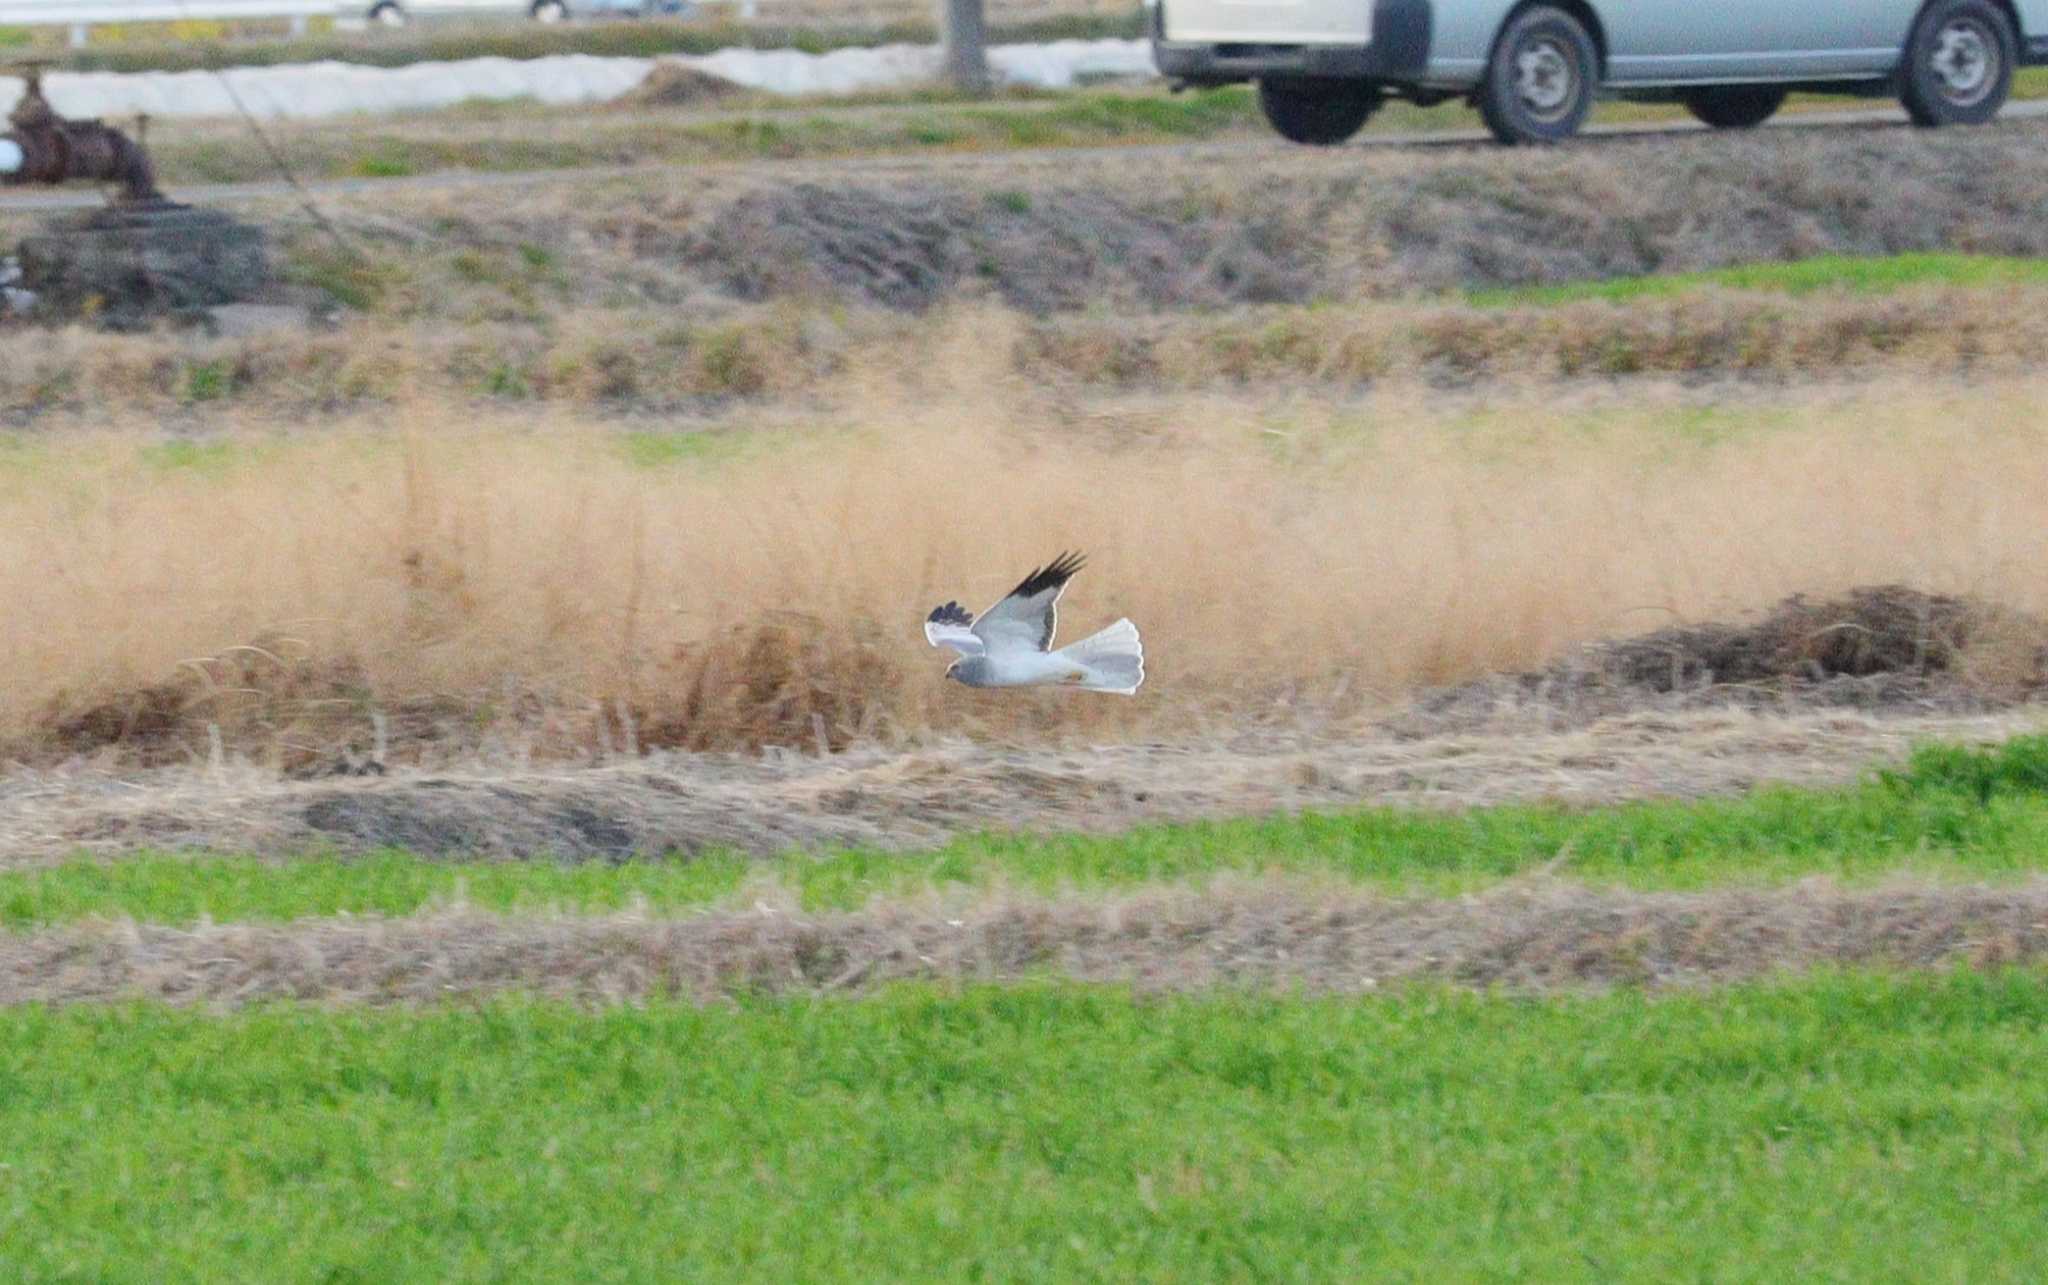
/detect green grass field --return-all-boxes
[1471,252,2048,307]
[8,737,2048,928]
[4,973,2046,1280]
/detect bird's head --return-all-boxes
[943,656,988,686]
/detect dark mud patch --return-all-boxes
[9,878,2048,1006]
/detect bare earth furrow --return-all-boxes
[0,710,2035,868]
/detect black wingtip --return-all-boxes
[1009,550,1087,599]
[927,600,974,627]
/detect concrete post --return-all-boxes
[937,0,990,95]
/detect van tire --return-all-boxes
[1683,85,1788,129]
[1478,6,1599,144]
[1900,0,2015,126]
[1256,78,1381,145]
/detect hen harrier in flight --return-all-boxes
[924,552,1144,695]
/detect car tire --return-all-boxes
[1899,0,2015,126]
[532,0,569,20]
[1683,85,1788,129]
[369,2,407,27]
[1477,5,1599,145]
[1256,78,1381,145]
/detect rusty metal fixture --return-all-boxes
[3,61,169,207]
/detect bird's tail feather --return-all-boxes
[1057,618,1144,695]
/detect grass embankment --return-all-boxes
[9,738,2048,928]
[11,11,1144,73]
[24,124,2048,416]
[4,974,2046,1278]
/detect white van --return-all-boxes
[359,0,569,24]
[1148,0,2048,143]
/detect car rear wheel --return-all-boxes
[1683,85,1788,129]
[1477,5,1599,145]
[1900,0,2014,126]
[1256,78,1381,146]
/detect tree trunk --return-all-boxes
[938,0,991,95]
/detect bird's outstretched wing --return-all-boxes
[972,551,1086,655]
[924,600,984,656]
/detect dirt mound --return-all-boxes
[1595,585,1996,690]
[36,643,458,774]
[1402,586,2048,735]
[613,62,747,109]
[11,878,2048,1006]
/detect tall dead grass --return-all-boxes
[7,370,2048,766]
[12,289,2048,423]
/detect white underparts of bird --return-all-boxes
[924,551,1145,695]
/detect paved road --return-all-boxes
[4,98,2046,212]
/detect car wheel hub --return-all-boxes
[1931,20,1996,104]
[1514,39,1575,120]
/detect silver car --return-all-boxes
[1149,0,2048,143]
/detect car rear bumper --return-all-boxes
[1150,0,1431,86]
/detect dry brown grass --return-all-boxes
[3,372,2048,767]
[14,289,2048,422]
[10,877,2048,1005]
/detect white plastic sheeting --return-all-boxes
[0,256,32,316]
[0,38,1158,122]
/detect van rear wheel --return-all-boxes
[1256,78,1381,145]
[1900,0,2015,126]
[1477,6,1599,144]
[1683,86,1787,129]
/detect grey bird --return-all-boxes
[924,552,1145,695]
